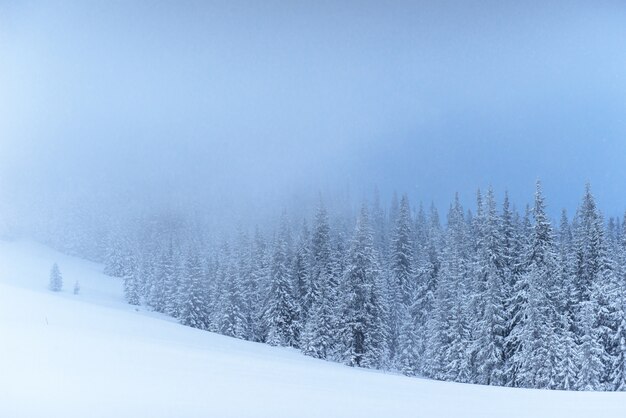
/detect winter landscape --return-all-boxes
[3,2,626,417]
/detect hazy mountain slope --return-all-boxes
[1,239,625,418]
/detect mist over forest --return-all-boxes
[2,1,626,241]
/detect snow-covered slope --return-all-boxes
[1,239,626,418]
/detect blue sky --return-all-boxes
[2,1,626,221]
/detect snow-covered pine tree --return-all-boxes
[500,191,522,386]
[178,250,208,330]
[508,181,560,389]
[291,220,311,346]
[426,194,472,382]
[236,229,256,341]
[147,240,173,313]
[389,194,417,372]
[339,204,387,369]
[472,187,507,386]
[249,228,270,342]
[204,250,220,333]
[553,209,579,390]
[122,249,140,306]
[572,184,619,390]
[103,229,126,277]
[48,262,63,291]
[164,244,184,318]
[219,244,248,339]
[503,204,533,385]
[329,231,349,360]
[413,203,442,375]
[263,214,299,347]
[302,201,337,359]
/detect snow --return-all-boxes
[1,239,626,417]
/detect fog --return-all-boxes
[2,1,626,232]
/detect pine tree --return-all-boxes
[302,201,337,359]
[508,182,560,388]
[219,245,247,339]
[103,231,126,277]
[48,263,63,292]
[248,228,270,341]
[472,187,507,386]
[553,209,579,390]
[339,204,387,368]
[390,194,417,372]
[291,220,311,346]
[179,250,209,330]
[236,229,256,340]
[122,250,140,305]
[500,191,523,385]
[426,195,472,382]
[164,244,183,318]
[263,215,299,347]
[413,203,442,375]
[572,184,619,389]
[147,240,174,313]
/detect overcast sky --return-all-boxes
[2,1,626,223]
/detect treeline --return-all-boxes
[100,182,626,391]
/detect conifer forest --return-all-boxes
[44,182,626,391]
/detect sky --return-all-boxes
[2,1,626,225]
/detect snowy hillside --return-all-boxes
[1,239,626,418]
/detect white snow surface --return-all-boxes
[1,239,626,418]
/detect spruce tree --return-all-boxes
[179,250,209,330]
[48,263,63,292]
[339,204,387,368]
[390,194,417,371]
[426,195,472,382]
[122,250,140,306]
[508,182,560,388]
[554,209,579,390]
[572,184,619,389]
[302,201,336,359]
[291,220,311,346]
[263,215,299,347]
[473,187,507,386]
[218,243,248,339]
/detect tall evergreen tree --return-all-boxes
[291,220,311,345]
[179,250,209,329]
[390,194,417,372]
[509,182,560,388]
[573,184,619,389]
[472,187,507,385]
[263,215,299,347]
[554,209,579,390]
[426,195,472,382]
[338,204,387,368]
[302,201,337,359]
